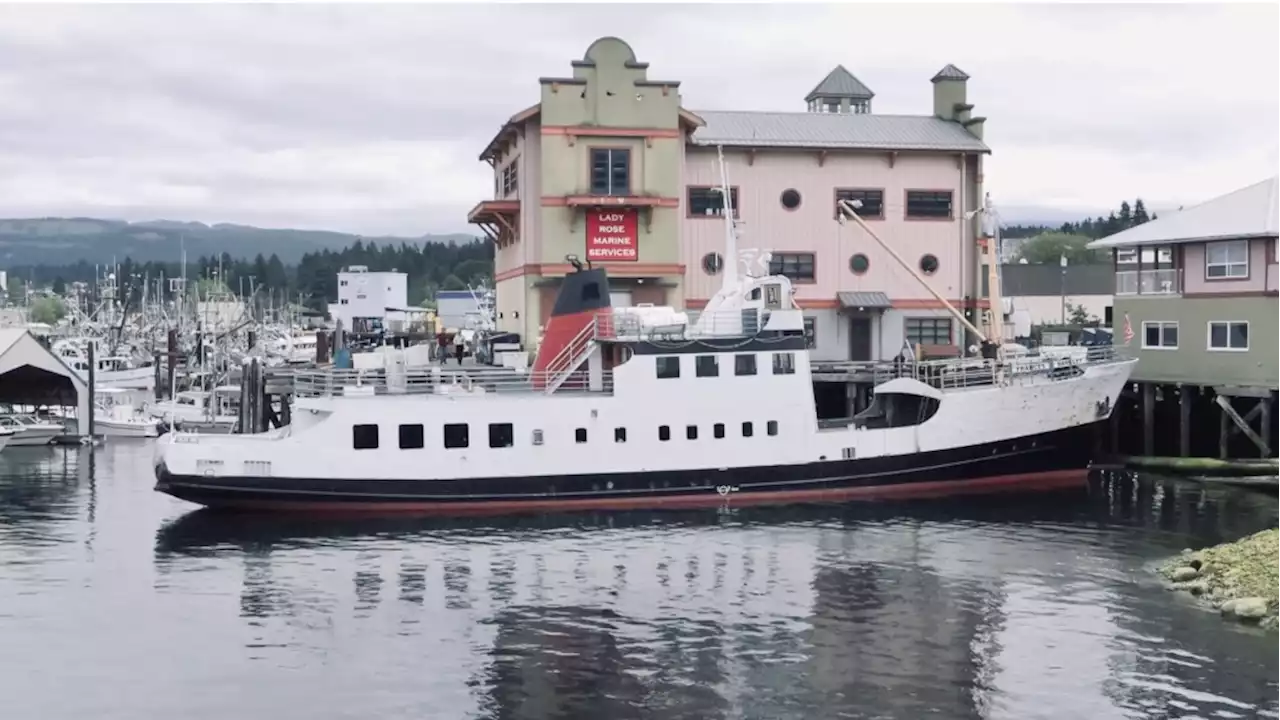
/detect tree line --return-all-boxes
[1005,198,1157,265]
[4,237,495,311]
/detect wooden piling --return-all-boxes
[1142,382,1155,456]
[1219,398,1230,459]
[86,341,96,438]
[1179,385,1192,457]
[167,328,178,400]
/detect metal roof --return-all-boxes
[931,64,970,82]
[804,65,874,102]
[689,111,989,153]
[1088,176,1279,249]
[836,291,892,309]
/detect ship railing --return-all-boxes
[291,367,614,398]
[593,308,770,342]
[871,344,1124,390]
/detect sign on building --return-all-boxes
[585,209,638,262]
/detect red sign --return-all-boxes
[585,208,638,262]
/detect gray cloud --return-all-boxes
[0,3,1275,236]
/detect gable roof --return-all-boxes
[804,65,874,102]
[689,110,989,153]
[931,64,970,82]
[1088,176,1280,248]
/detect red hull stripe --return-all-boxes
[174,469,1087,516]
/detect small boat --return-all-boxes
[0,427,13,453]
[0,413,63,446]
[95,389,160,438]
[145,387,239,433]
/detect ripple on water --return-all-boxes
[0,447,1277,719]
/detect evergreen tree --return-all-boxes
[1118,201,1132,228]
[1133,198,1149,225]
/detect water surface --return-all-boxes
[0,443,1276,719]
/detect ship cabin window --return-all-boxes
[742,421,754,437]
[444,423,469,449]
[615,427,627,443]
[659,425,671,441]
[735,354,757,376]
[695,355,719,377]
[713,423,725,439]
[489,423,514,449]
[767,421,779,436]
[581,281,601,303]
[686,425,698,440]
[772,352,796,375]
[656,356,680,379]
[532,429,544,446]
[353,424,379,450]
[398,424,424,450]
[575,428,588,444]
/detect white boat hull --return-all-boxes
[4,427,61,446]
[96,418,159,438]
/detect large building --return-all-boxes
[332,265,408,334]
[470,37,991,360]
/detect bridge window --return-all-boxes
[772,352,796,375]
[353,424,379,450]
[444,423,469,449]
[735,354,757,376]
[489,423,514,449]
[695,355,719,377]
[656,356,680,379]
[398,424,424,450]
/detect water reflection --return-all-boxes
[3,446,1278,720]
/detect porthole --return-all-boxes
[780,188,802,210]
[702,252,724,275]
[849,253,870,275]
[920,254,939,275]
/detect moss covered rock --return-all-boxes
[1160,528,1279,627]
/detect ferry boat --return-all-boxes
[153,159,1135,514]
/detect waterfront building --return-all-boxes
[470,37,991,359]
[333,265,408,334]
[1088,176,1278,458]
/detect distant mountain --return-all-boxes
[0,217,477,266]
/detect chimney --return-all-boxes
[932,64,985,140]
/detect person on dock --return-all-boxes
[436,331,450,365]
[454,332,465,365]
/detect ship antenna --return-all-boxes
[716,145,738,289]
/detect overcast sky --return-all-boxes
[0,3,1275,236]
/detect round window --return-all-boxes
[919,254,939,275]
[702,252,725,275]
[780,189,802,210]
[849,253,870,275]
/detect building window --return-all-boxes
[501,158,519,197]
[398,424,424,450]
[695,355,719,377]
[575,428,588,443]
[656,356,680,379]
[769,252,815,282]
[352,424,379,450]
[489,423,514,448]
[614,427,627,443]
[734,354,757,376]
[906,190,954,219]
[767,421,779,436]
[713,423,725,439]
[1208,321,1249,351]
[780,189,802,210]
[919,254,939,275]
[1205,240,1249,279]
[702,252,724,275]
[688,186,738,217]
[590,148,630,196]
[905,318,952,346]
[1141,321,1178,350]
[742,421,754,437]
[835,189,884,219]
[444,423,469,449]
[849,253,870,275]
[772,352,796,375]
[659,425,671,441]
[803,318,817,349]
[686,425,698,440]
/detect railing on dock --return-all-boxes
[291,366,614,399]
[872,345,1125,390]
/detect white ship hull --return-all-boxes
[96,418,160,438]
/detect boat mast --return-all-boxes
[715,145,738,288]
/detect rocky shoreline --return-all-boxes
[1159,528,1279,629]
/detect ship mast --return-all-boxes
[715,144,738,288]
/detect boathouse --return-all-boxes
[0,328,92,437]
[1088,176,1278,459]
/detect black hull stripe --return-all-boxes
[156,424,1100,509]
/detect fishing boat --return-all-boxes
[145,387,239,433]
[0,413,62,446]
[154,155,1135,513]
[94,389,161,438]
[52,339,155,391]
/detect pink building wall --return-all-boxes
[680,149,978,305]
[1182,237,1273,295]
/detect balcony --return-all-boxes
[1115,268,1181,296]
